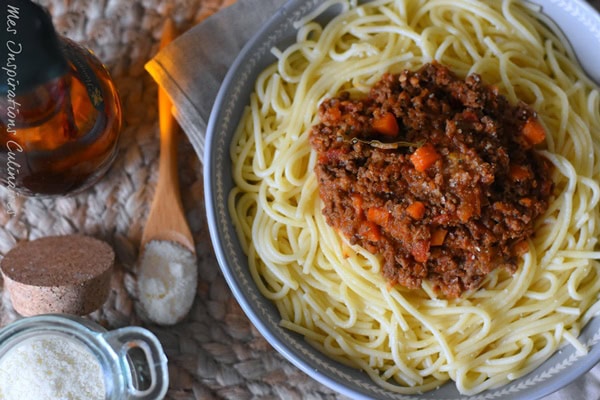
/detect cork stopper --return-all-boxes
[0,235,114,316]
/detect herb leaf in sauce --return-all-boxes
[351,137,424,150]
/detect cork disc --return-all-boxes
[0,235,114,316]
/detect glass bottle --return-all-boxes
[0,314,169,400]
[0,0,122,196]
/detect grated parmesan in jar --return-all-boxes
[0,335,105,400]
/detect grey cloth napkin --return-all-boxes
[145,0,287,162]
[146,0,600,399]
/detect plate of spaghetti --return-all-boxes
[204,0,600,398]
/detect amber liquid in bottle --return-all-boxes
[0,38,121,196]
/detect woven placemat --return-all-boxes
[0,0,340,399]
[1,1,599,400]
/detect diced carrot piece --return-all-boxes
[372,112,399,136]
[406,201,426,220]
[509,164,531,181]
[430,228,447,246]
[513,240,529,256]
[519,197,533,207]
[411,240,430,263]
[367,207,390,226]
[329,106,342,121]
[361,221,382,242]
[461,110,479,122]
[410,143,441,172]
[522,118,546,145]
[350,194,363,214]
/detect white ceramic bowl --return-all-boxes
[204,1,600,399]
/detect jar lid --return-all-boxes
[1,0,68,95]
[0,235,115,316]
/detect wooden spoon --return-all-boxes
[141,19,194,253]
[138,19,197,325]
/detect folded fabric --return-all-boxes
[145,0,600,398]
[145,0,287,162]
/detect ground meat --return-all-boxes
[309,62,553,298]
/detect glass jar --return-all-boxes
[0,0,122,197]
[0,314,169,400]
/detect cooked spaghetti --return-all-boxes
[228,0,600,394]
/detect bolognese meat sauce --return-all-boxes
[309,62,553,298]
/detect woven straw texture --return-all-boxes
[0,1,599,400]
